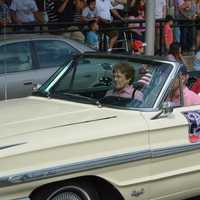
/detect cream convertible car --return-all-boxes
[1,53,200,200]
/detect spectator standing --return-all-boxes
[155,0,167,54]
[131,0,145,17]
[195,0,200,49]
[173,0,184,43]
[85,20,99,49]
[82,0,97,22]
[163,15,174,52]
[179,0,197,52]
[58,0,85,42]
[57,0,74,22]
[128,3,145,42]
[96,0,124,51]
[111,0,127,18]
[0,0,11,27]
[46,0,59,23]
[10,0,44,28]
[155,0,167,19]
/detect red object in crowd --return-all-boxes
[132,40,146,51]
[191,78,200,94]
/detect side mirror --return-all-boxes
[162,101,174,115]
[151,101,174,120]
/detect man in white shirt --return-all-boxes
[10,0,43,25]
[155,0,167,19]
[96,0,124,51]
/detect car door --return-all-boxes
[142,81,200,199]
[33,39,79,86]
[0,41,36,100]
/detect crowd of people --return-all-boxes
[1,0,200,53]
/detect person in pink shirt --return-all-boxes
[164,15,174,52]
[169,65,200,106]
[105,63,143,101]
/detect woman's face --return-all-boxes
[113,70,130,90]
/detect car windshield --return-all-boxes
[37,55,174,109]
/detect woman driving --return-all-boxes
[105,63,143,101]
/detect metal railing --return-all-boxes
[1,19,200,55]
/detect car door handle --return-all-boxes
[23,81,33,86]
[83,74,92,78]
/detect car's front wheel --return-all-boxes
[31,182,100,200]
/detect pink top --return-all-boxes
[164,24,173,47]
[172,87,200,106]
[105,85,143,101]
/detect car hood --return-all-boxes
[0,96,148,177]
[0,96,147,153]
[0,96,118,141]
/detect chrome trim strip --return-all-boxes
[0,143,26,151]
[13,197,30,200]
[15,116,117,136]
[153,61,180,109]
[45,61,72,92]
[0,150,151,188]
[1,142,200,188]
[152,142,200,158]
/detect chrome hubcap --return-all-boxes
[51,192,82,200]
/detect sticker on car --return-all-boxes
[183,111,200,143]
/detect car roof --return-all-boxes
[0,34,93,52]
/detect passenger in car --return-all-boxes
[169,65,200,106]
[105,63,143,101]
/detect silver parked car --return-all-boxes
[0,34,93,100]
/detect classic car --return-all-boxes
[0,34,93,100]
[1,53,200,200]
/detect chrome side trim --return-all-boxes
[152,142,200,158]
[0,150,151,188]
[0,143,26,151]
[13,197,30,200]
[15,116,117,136]
[1,142,200,188]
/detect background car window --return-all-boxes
[0,42,32,74]
[34,40,79,69]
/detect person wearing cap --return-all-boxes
[132,40,152,87]
[132,39,146,55]
[169,65,200,106]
